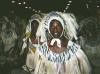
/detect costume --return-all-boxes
[34,40,90,74]
[21,13,45,73]
[34,11,91,74]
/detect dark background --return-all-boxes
[0,0,99,18]
[0,0,100,74]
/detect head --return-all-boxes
[79,17,100,46]
[49,19,63,38]
[27,14,45,38]
[36,12,79,42]
[31,20,39,37]
[0,16,17,46]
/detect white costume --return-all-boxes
[34,11,91,74]
[34,40,90,74]
[21,13,45,73]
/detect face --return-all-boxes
[31,20,39,36]
[49,19,63,38]
[1,22,17,45]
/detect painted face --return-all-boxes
[49,19,63,38]
[31,20,39,36]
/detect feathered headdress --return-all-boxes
[20,13,45,55]
[36,11,79,43]
[25,14,44,37]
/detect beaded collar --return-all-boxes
[38,40,80,63]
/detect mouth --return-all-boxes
[52,33,60,38]
[54,33,57,35]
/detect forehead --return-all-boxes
[31,20,39,28]
[50,19,62,27]
[31,20,39,24]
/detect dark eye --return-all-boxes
[51,27,54,29]
[50,27,55,31]
[57,26,60,29]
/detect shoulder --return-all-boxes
[68,40,81,50]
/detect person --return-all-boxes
[34,11,91,74]
[77,8,100,74]
[20,13,45,73]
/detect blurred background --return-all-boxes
[0,0,100,74]
[0,0,99,18]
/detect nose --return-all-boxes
[53,29,57,33]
